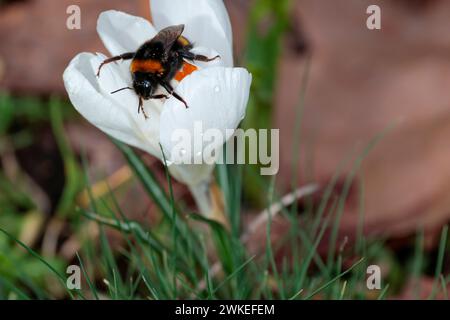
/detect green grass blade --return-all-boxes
[49,98,82,218]
[212,255,256,295]
[159,144,178,298]
[304,258,364,300]
[0,227,78,299]
[377,284,390,300]
[75,252,99,300]
[429,225,448,299]
[112,139,172,215]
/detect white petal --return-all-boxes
[150,0,233,67]
[63,53,161,157]
[169,163,215,187]
[159,67,252,164]
[97,10,157,56]
[93,53,164,154]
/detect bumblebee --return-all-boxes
[96,24,219,119]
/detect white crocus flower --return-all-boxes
[63,0,252,218]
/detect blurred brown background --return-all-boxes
[275,0,450,246]
[1,0,450,247]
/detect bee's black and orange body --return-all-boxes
[130,33,197,100]
[97,25,219,119]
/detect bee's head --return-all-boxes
[133,79,153,99]
[133,74,154,99]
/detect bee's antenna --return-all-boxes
[110,87,133,94]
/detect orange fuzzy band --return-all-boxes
[175,62,198,81]
[130,59,164,73]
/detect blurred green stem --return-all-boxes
[49,97,82,217]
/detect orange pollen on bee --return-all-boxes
[130,59,164,73]
[174,62,198,81]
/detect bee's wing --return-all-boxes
[151,25,185,54]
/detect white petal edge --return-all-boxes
[97,10,157,57]
[169,163,215,187]
[63,52,161,157]
[159,67,252,164]
[150,0,233,67]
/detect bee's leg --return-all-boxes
[138,97,149,120]
[97,52,134,77]
[161,82,189,109]
[138,95,170,119]
[150,94,169,99]
[180,50,220,63]
[170,91,189,109]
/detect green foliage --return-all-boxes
[239,0,294,206]
[50,98,84,217]
[0,0,449,300]
[0,93,79,298]
[244,0,292,130]
[0,91,448,298]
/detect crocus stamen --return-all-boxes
[175,61,198,81]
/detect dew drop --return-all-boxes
[214,85,220,93]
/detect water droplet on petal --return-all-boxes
[214,85,220,93]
